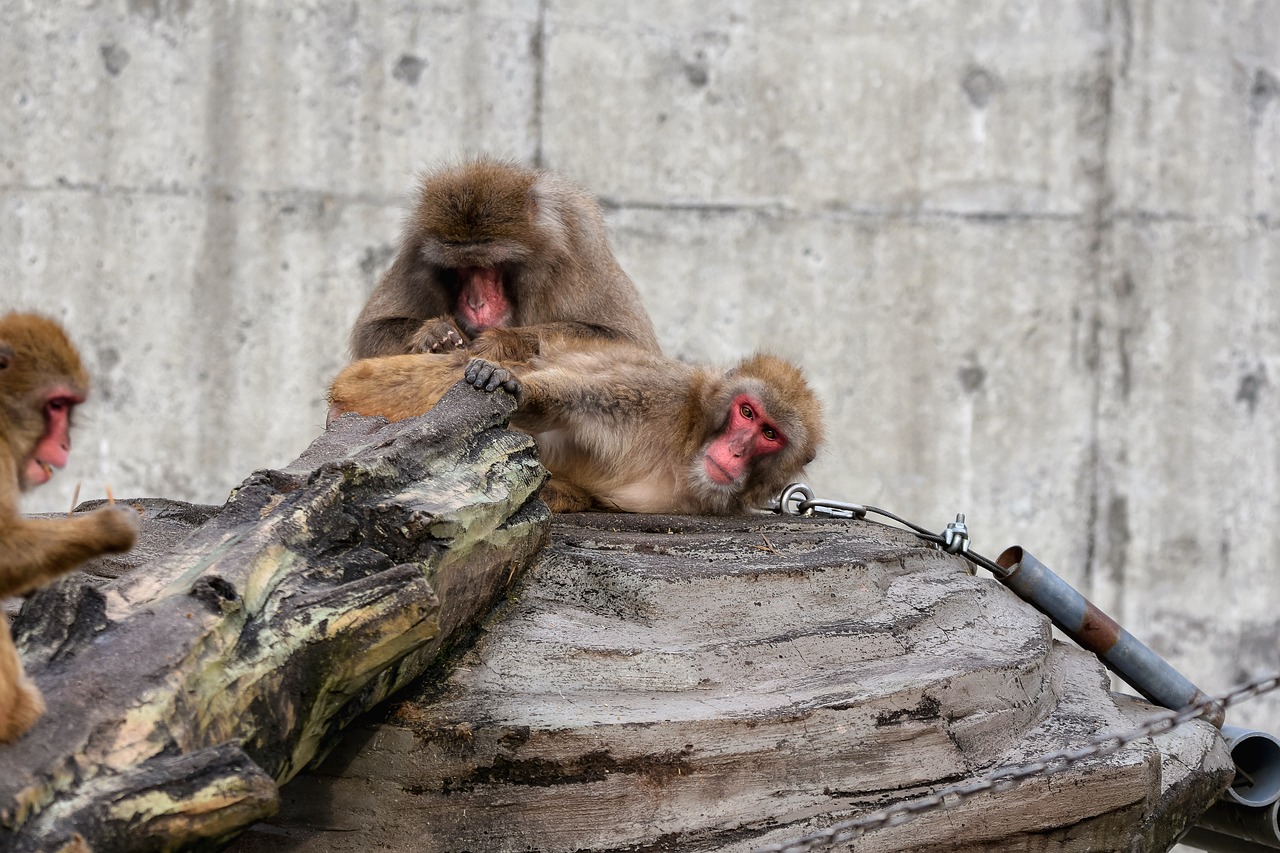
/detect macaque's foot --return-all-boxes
[464,359,520,396]
[540,478,596,512]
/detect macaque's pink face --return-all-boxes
[22,388,82,489]
[702,394,786,485]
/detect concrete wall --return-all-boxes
[4,0,1278,749]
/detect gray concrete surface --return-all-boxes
[2,0,1277,775]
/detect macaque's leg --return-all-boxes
[0,615,44,743]
[328,353,470,423]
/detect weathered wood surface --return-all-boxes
[233,514,1233,853]
[0,384,550,852]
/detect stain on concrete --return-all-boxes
[98,346,120,371]
[100,45,131,77]
[957,360,986,393]
[1251,68,1279,116]
[393,54,426,86]
[1117,327,1133,400]
[1235,365,1268,414]
[359,243,396,276]
[961,66,996,108]
[1107,493,1129,588]
[1083,312,1102,373]
[1113,272,1136,399]
[683,62,710,88]
[128,0,193,21]
[1114,270,1135,299]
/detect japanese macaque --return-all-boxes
[0,313,138,743]
[328,330,823,515]
[349,157,660,360]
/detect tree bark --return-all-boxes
[0,383,550,852]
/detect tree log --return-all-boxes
[0,383,550,852]
[233,514,1234,853]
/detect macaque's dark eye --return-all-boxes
[762,427,777,441]
[0,346,12,370]
[739,403,753,420]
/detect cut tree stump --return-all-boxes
[0,384,549,852]
[232,514,1234,853]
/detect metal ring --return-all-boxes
[777,483,815,516]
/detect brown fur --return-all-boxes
[349,157,660,359]
[328,333,823,515]
[0,313,137,743]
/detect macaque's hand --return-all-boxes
[85,504,141,554]
[411,317,468,354]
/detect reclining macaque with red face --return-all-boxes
[329,329,824,515]
[0,313,138,742]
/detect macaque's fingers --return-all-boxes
[464,358,495,388]
[463,358,487,387]
[429,329,467,352]
[410,317,469,355]
[463,359,519,394]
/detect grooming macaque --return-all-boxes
[349,158,660,360]
[329,331,823,515]
[0,312,137,743]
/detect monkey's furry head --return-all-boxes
[727,353,825,465]
[412,158,567,269]
[0,313,88,410]
[689,353,825,513]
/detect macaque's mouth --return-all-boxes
[703,455,736,486]
[24,456,62,487]
[457,265,514,332]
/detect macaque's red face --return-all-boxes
[23,388,83,489]
[455,266,514,334]
[702,394,786,485]
[0,315,90,493]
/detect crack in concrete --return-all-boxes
[1080,1,1125,608]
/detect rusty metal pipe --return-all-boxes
[995,546,1224,727]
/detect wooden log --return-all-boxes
[233,514,1234,853]
[0,383,550,852]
